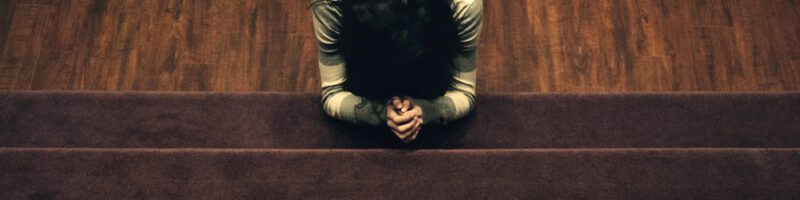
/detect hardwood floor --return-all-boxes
[0,0,798,92]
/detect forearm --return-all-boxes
[413,91,476,125]
[322,85,389,126]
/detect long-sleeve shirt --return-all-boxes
[312,0,483,126]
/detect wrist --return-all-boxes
[414,100,440,125]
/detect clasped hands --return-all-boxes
[386,96,423,143]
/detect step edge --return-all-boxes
[2,147,800,153]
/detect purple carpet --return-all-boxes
[1,91,799,198]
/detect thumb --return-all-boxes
[402,99,412,112]
[391,97,403,110]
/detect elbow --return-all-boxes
[463,93,477,117]
[321,95,338,119]
[460,94,477,117]
[320,90,351,120]
[447,91,476,120]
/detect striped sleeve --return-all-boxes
[413,0,483,125]
[312,0,483,126]
[312,0,389,126]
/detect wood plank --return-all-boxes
[0,0,797,92]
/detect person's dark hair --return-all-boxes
[336,0,460,100]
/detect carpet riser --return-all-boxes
[1,148,799,199]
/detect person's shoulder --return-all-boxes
[312,0,341,5]
[312,0,343,24]
[452,0,482,11]
[312,0,343,15]
[453,0,481,7]
[452,0,483,20]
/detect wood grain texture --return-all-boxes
[0,0,798,92]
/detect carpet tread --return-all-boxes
[2,91,799,148]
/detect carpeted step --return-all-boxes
[1,148,798,199]
[2,91,799,148]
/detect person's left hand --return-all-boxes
[386,96,424,143]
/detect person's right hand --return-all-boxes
[386,96,423,143]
